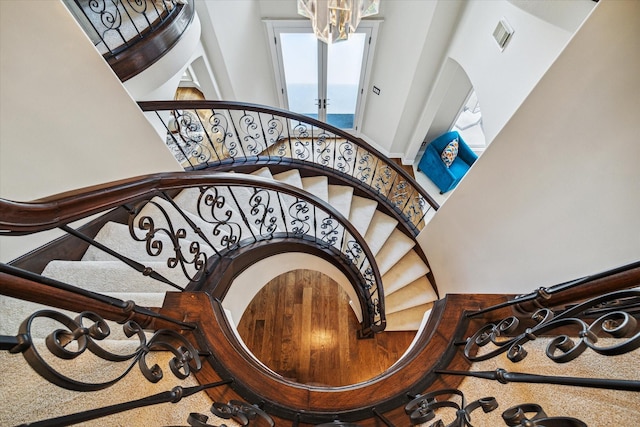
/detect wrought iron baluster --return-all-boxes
[404,388,498,426]
[60,224,185,290]
[501,403,587,427]
[292,121,312,161]
[225,185,258,243]
[275,191,290,235]
[463,289,640,364]
[126,193,215,285]
[6,310,202,392]
[289,197,311,237]
[73,0,119,55]
[235,109,260,157]
[215,109,246,161]
[192,108,223,164]
[16,380,232,427]
[159,110,198,168]
[194,186,243,251]
[437,368,640,392]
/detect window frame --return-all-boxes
[264,19,381,133]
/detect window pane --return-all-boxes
[326,33,366,129]
[280,32,319,119]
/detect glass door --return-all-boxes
[279,31,321,121]
[268,21,377,132]
[325,32,368,129]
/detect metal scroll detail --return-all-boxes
[197,186,243,250]
[405,390,586,427]
[187,400,275,426]
[9,310,202,392]
[404,388,498,426]
[501,403,586,427]
[128,196,211,285]
[464,289,640,364]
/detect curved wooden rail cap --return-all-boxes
[158,291,508,424]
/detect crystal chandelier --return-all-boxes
[297,0,380,44]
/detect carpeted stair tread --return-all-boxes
[251,167,274,179]
[272,170,303,189]
[374,229,416,276]
[82,221,216,264]
[363,211,398,256]
[301,176,329,202]
[328,185,354,219]
[384,276,437,314]
[0,343,215,426]
[382,250,431,295]
[348,196,378,237]
[42,260,189,291]
[385,303,434,331]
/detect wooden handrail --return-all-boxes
[0,171,385,332]
[158,291,509,425]
[0,268,190,331]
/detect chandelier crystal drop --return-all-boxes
[297,0,380,44]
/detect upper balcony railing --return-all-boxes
[139,100,440,235]
[64,0,195,81]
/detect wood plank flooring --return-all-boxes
[237,270,416,387]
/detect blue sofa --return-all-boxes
[417,131,478,194]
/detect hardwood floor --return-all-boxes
[237,270,416,387]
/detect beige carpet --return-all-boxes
[420,337,640,426]
[0,339,231,426]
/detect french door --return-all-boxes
[266,20,378,132]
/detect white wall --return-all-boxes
[358,1,439,154]
[385,0,466,158]
[124,11,204,100]
[445,0,591,145]
[419,0,640,295]
[0,1,182,261]
[196,0,279,105]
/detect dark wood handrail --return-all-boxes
[158,291,508,424]
[0,171,385,332]
[0,266,191,331]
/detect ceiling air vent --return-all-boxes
[493,19,514,51]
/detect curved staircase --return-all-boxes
[0,159,438,425]
[3,166,436,334]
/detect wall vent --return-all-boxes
[493,19,514,51]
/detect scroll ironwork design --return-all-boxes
[127,195,212,285]
[139,100,440,235]
[0,172,386,335]
[501,403,586,427]
[404,388,498,426]
[8,310,202,392]
[70,0,180,57]
[187,399,275,426]
[168,110,214,165]
[405,388,588,426]
[463,289,640,364]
